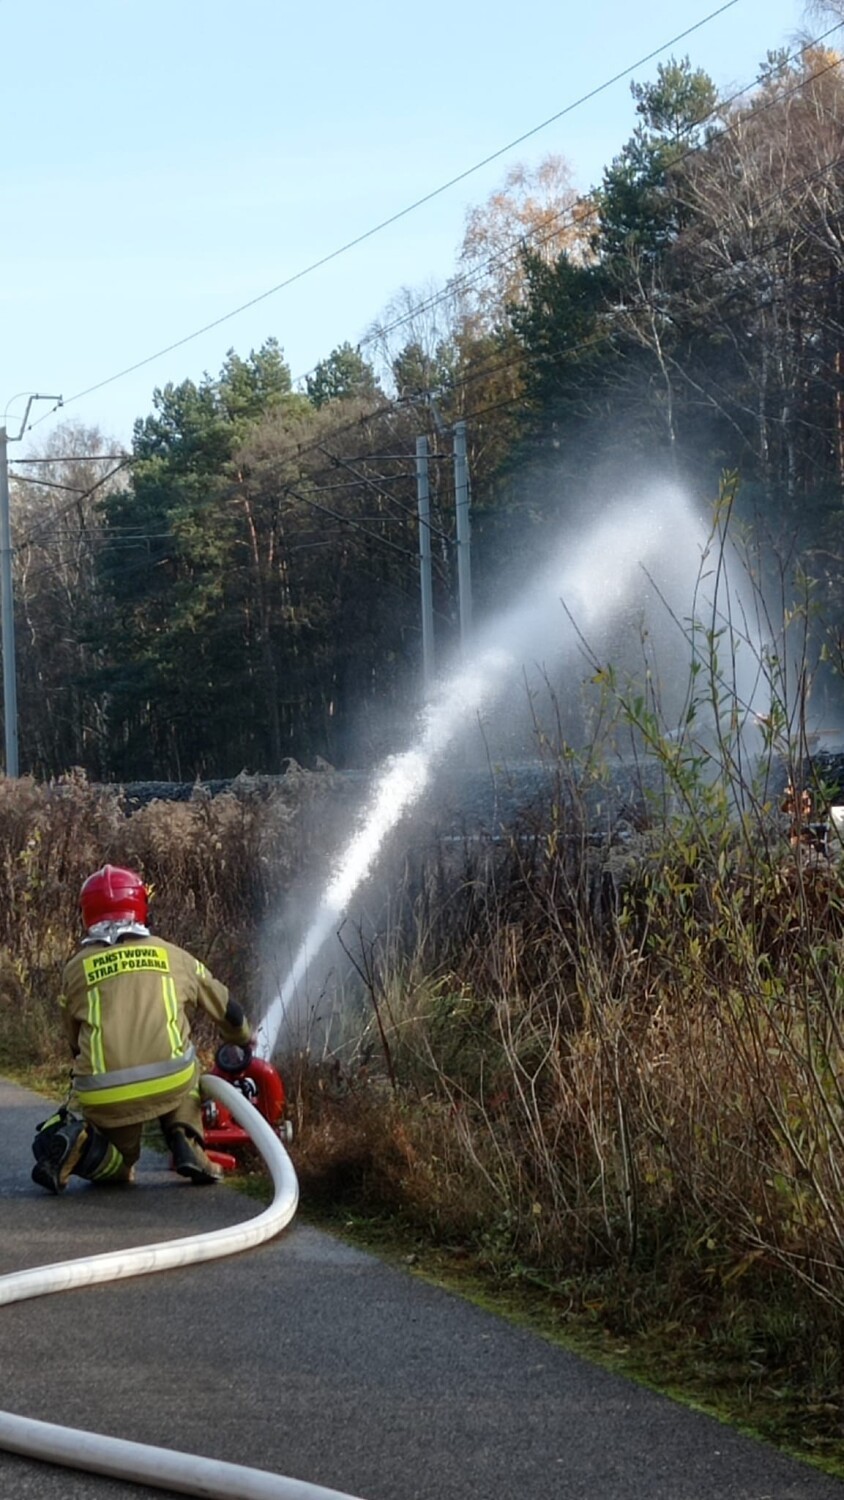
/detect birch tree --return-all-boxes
[12,422,126,776]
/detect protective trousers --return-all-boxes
[80,1079,206,1165]
[32,1108,131,1187]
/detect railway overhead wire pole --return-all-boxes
[454,419,472,653]
[415,434,435,693]
[415,420,473,692]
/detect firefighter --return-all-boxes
[31,864,252,1194]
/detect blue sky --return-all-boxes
[0,0,817,450]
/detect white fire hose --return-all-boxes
[0,1074,368,1500]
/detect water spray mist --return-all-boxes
[258,495,693,1059]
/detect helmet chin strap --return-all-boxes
[81,920,152,948]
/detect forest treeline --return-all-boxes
[12,39,844,781]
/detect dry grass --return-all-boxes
[1,756,842,1461]
[0,767,337,1072]
[279,785,844,1461]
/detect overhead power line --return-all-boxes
[9,475,95,494]
[323,24,844,391]
[17,43,844,571]
[14,460,134,548]
[11,454,128,463]
[457,142,844,426]
[30,0,741,430]
[23,127,844,569]
[288,35,844,455]
[221,26,844,478]
[14,456,425,561]
[316,444,453,542]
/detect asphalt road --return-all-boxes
[0,1076,841,1500]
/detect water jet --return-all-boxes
[258,484,765,1060]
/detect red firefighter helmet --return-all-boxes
[80,865,148,928]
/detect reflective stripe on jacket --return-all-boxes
[61,936,249,1125]
[72,1049,198,1106]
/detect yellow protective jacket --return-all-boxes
[61,935,250,1127]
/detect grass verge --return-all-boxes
[5,1040,842,1480]
[301,1203,844,1483]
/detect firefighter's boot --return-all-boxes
[167,1125,222,1185]
[32,1109,89,1193]
[32,1109,127,1193]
